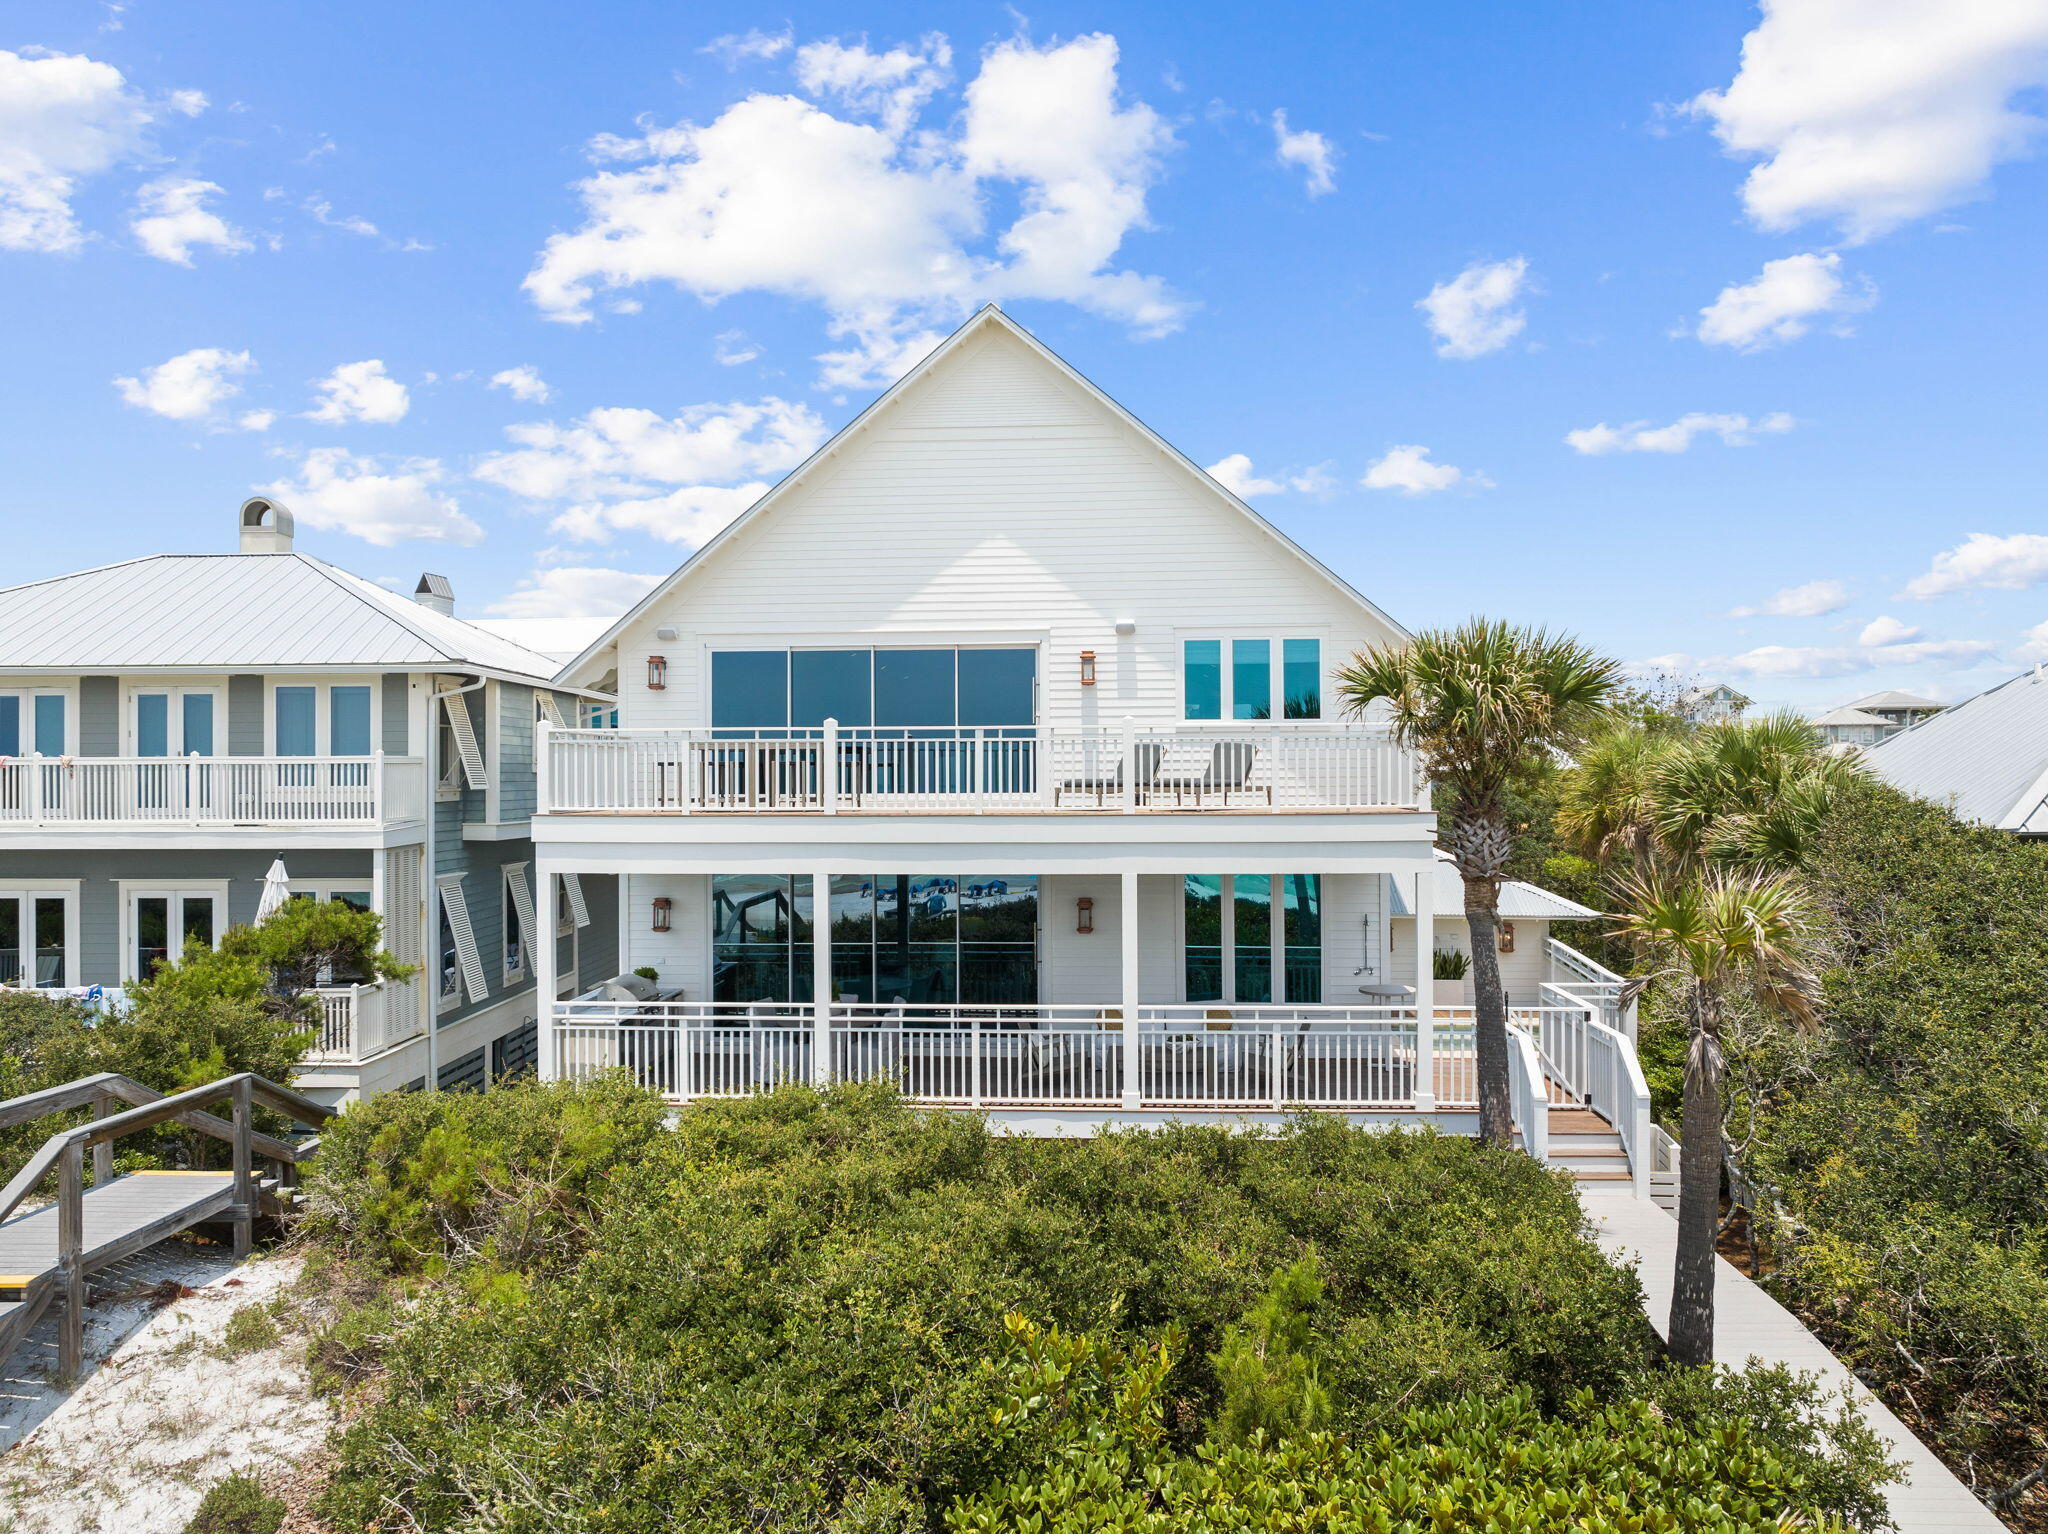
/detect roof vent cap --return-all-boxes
[238,496,295,554]
[414,572,455,616]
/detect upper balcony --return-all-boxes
[537,722,1422,816]
[0,755,428,835]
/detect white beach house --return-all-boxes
[530,307,1650,1183]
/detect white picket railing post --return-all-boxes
[1120,717,1137,814]
[821,718,839,814]
[534,718,551,813]
[1411,865,1437,1110]
[811,872,833,1084]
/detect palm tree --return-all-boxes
[1556,726,1687,881]
[1337,620,1624,1145]
[1612,870,1818,1366]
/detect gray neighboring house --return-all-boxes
[1864,669,2048,835]
[1814,689,1944,748]
[0,497,619,1104]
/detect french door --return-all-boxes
[127,887,222,980]
[0,892,71,988]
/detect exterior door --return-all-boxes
[127,888,221,980]
[0,892,71,988]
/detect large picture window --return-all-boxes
[1182,637,1321,721]
[711,647,1037,731]
[711,873,1038,1006]
[1184,874,1321,1004]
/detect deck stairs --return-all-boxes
[0,1071,331,1377]
[1545,1105,1633,1187]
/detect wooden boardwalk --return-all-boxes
[0,1172,237,1363]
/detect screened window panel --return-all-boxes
[957,649,1036,726]
[330,686,373,756]
[137,695,170,757]
[33,695,64,755]
[183,694,216,756]
[875,650,955,726]
[275,687,317,756]
[791,650,872,727]
[711,651,789,729]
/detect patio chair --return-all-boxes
[1186,741,1269,806]
[1056,743,1164,806]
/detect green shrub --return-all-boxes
[315,1084,1657,1532]
[182,1471,284,1534]
[217,1303,281,1358]
[298,1070,671,1274]
[949,1385,1863,1534]
[1209,1256,1330,1445]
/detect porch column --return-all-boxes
[1411,866,1436,1110]
[811,872,832,1087]
[534,864,558,1082]
[1271,872,1288,1005]
[1218,875,1236,1003]
[1120,868,1141,1109]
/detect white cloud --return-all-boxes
[2015,619,2048,664]
[0,47,159,252]
[525,32,1181,385]
[129,176,251,265]
[304,197,379,239]
[237,409,274,432]
[1901,532,2048,599]
[1646,637,1996,680]
[1696,251,1874,350]
[1205,453,1283,497]
[703,28,792,67]
[130,176,247,262]
[1688,0,2048,243]
[1726,578,1851,619]
[1361,444,1493,495]
[485,564,663,619]
[1271,110,1337,196]
[113,347,253,421]
[1417,257,1529,359]
[474,396,827,547]
[1859,615,1922,646]
[262,448,481,546]
[306,359,410,425]
[1567,411,1795,455]
[489,365,551,403]
[713,329,760,366]
[795,34,951,135]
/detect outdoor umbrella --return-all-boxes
[256,855,292,922]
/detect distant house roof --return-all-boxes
[1388,857,1600,920]
[1865,669,2048,832]
[1815,706,1889,728]
[1844,689,1943,712]
[0,553,574,686]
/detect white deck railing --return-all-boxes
[1544,938,1637,1041]
[302,980,424,1064]
[0,755,427,828]
[537,722,1421,815]
[542,1000,1635,1115]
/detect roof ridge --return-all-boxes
[0,551,166,598]
[298,552,565,679]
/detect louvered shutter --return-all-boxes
[561,871,591,928]
[436,873,488,1004]
[437,688,488,789]
[536,693,568,729]
[505,862,537,962]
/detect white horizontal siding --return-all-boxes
[613,329,1401,731]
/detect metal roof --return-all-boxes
[0,552,566,683]
[1865,668,2048,831]
[1844,689,1942,711]
[1815,706,1889,727]
[1388,858,1600,920]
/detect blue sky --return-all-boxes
[5,0,2047,710]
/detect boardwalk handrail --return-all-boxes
[0,1070,334,1377]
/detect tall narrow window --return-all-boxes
[1184,875,1224,1002]
[33,695,64,755]
[182,694,216,755]
[330,686,372,756]
[136,896,170,977]
[275,687,316,756]
[1282,875,1322,1003]
[1282,639,1322,720]
[1231,642,1272,722]
[0,900,18,986]
[1234,875,1273,1002]
[33,897,65,987]
[1183,641,1222,720]
[137,694,170,757]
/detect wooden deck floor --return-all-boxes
[0,1172,235,1361]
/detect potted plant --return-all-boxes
[1431,947,1474,1005]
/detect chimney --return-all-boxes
[414,573,455,616]
[238,496,295,553]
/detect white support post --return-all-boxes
[811,872,832,1086]
[534,864,558,1082]
[1271,872,1288,1005]
[820,718,839,814]
[534,718,551,814]
[1219,875,1236,1004]
[1120,716,1137,813]
[1120,868,1141,1109]
[1412,865,1436,1110]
